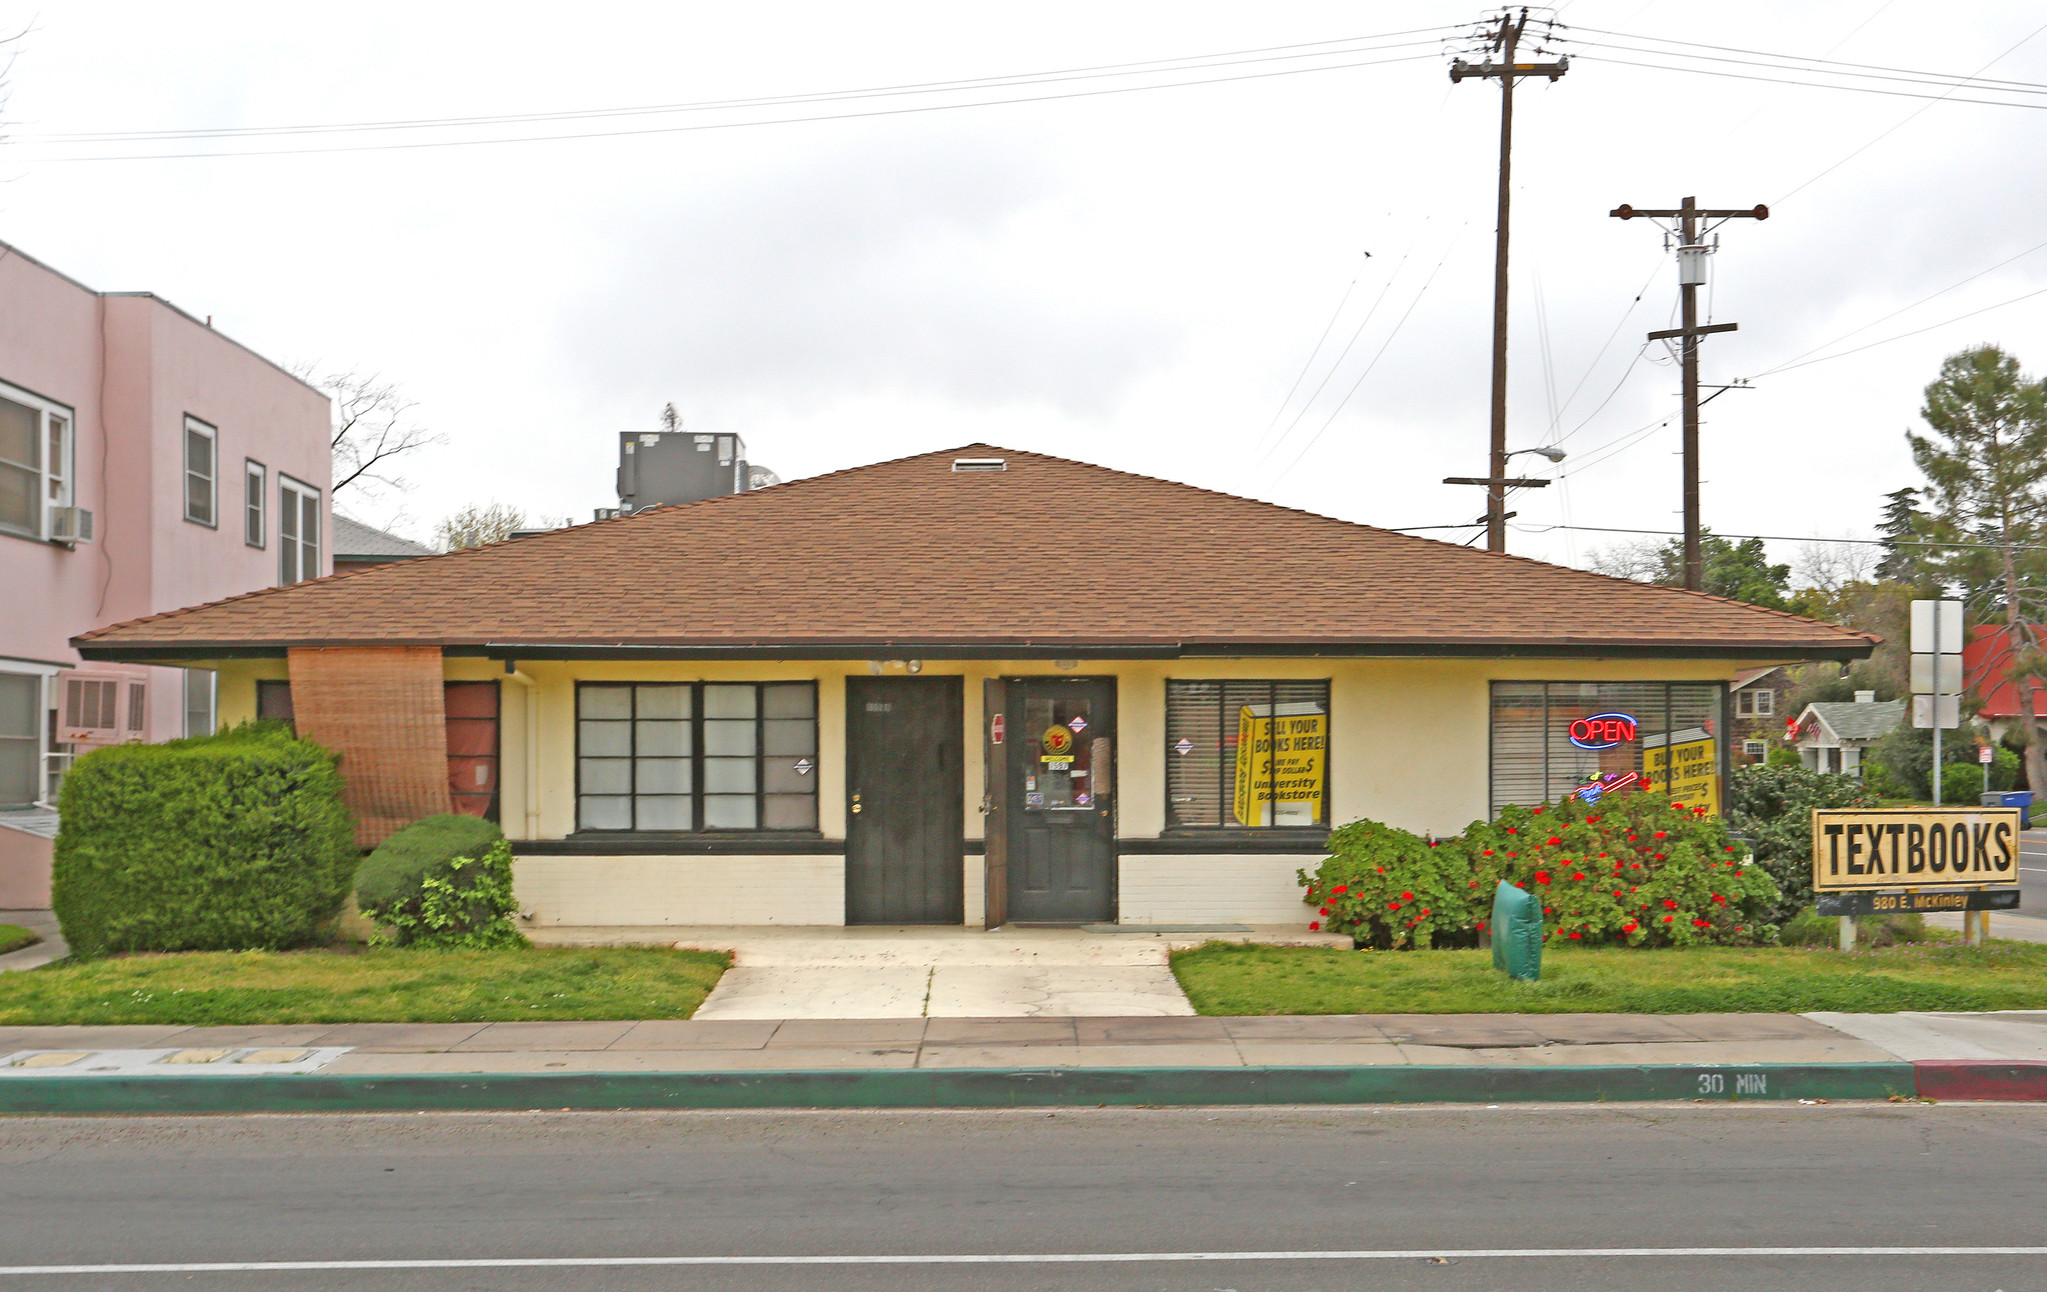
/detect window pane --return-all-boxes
[301,494,320,569]
[636,685,690,719]
[1165,681,1223,828]
[704,756,756,793]
[636,796,693,831]
[0,462,34,532]
[764,757,815,794]
[634,720,690,757]
[763,718,815,756]
[704,719,756,756]
[186,426,213,476]
[579,687,632,720]
[578,721,631,756]
[764,794,818,830]
[579,796,632,830]
[635,758,692,794]
[703,684,757,719]
[0,396,36,468]
[762,684,814,719]
[704,794,758,828]
[579,758,631,794]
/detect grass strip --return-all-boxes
[0,925,38,957]
[1171,939,2047,1015]
[0,946,729,1025]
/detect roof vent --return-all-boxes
[952,458,1006,473]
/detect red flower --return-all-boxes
[1654,854,1666,862]
[1662,899,1678,909]
[1629,863,1642,870]
[1546,836,1562,846]
[1672,801,1686,810]
[1626,833,1639,842]
[1570,872,1585,881]
[1376,866,1385,874]
[1533,806,1544,814]
[1333,885,1349,894]
[1587,815,1601,823]
[1598,853,1609,858]
[1543,906,1554,914]
[1469,880,1480,888]
[1534,871,1551,884]
[1623,922,1638,934]
[1319,906,1332,915]
[1388,901,1402,910]
[1662,915,1674,923]
[1309,921,1321,931]
[1653,831,1667,839]
[1568,932,1583,939]
[1483,849,1495,856]
[1421,908,1431,916]
[1506,851,1518,858]
[1712,894,1727,904]
[1724,846,1736,853]
[1629,886,1638,892]
[1694,919,1710,927]
[1401,891,1414,900]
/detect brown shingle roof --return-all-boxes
[76,445,1876,661]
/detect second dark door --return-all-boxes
[1005,677,1116,923]
[846,676,964,924]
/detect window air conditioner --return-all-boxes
[50,506,94,544]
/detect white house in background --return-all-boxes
[0,238,331,906]
[1791,692,1906,776]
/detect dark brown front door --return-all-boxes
[1004,677,1116,923]
[444,681,501,822]
[846,676,965,924]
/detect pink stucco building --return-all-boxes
[0,238,331,905]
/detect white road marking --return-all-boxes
[2,1248,2045,1274]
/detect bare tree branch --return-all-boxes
[293,364,446,505]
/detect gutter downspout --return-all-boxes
[503,667,540,841]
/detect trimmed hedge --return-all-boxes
[355,815,527,949]
[1726,763,1881,923]
[51,723,358,958]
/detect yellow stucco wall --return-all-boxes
[208,652,1755,843]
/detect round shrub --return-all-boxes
[1727,763,1881,923]
[1462,793,1779,948]
[1300,820,1483,949]
[355,815,527,949]
[51,723,358,958]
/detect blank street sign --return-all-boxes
[1909,653,1963,695]
[1909,599,1963,655]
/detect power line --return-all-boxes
[1576,53,2047,111]
[15,43,1452,163]
[1757,283,2047,377]
[1571,24,2047,94]
[1746,236,2047,378]
[1389,520,2047,553]
[27,28,1467,146]
[1266,225,1467,484]
[1253,238,1422,464]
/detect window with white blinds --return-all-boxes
[1489,681,1725,815]
[1165,680,1330,829]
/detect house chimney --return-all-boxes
[1854,690,1876,704]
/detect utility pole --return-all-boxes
[1451,8,1566,553]
[1610,197,1767,590]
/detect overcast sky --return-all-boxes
[3,1,2044,576]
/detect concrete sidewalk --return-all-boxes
[4,1010,2038,1076]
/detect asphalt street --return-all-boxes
[1,1104,2043,1291]
[2018,828,2047,911]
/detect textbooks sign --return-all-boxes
[1811,808,2021,891]
[1232,703,1326,827]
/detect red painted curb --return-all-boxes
[1914,1060,2047,1101]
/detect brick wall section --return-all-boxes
[288,645,453,847]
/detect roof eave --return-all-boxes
[74,635,1877,665]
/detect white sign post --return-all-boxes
[1910,599,1964,807]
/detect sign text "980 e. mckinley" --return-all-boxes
[1810,808,2020,892]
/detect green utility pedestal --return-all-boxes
[1490,881,1543,981]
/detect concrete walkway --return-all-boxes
[530,924,1345,1020]
[0,909,64,972]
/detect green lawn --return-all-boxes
[0,946,730,1025]
[0,925,38,957]
[1171,940,2047,1015]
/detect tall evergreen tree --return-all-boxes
[1909,344,2047,791]
[1873,486,1937,590]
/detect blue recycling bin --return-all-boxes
[1980,790,2033,830]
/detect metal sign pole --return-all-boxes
[1932,606,1943,808]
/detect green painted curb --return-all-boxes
[0,1062,1918,1115]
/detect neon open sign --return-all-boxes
[1569,713,1639,750]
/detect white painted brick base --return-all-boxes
[512,856,846,926]
[964,856,985,928]
[1117,855,1318,926]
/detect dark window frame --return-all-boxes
[1163,678,1332,832]
[1487,680,1732,815]
[574,680,819,835]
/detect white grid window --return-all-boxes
[0,383,75,541]
[184,417,217,526]
[1736,689,1776,717]
[278,476,321,583]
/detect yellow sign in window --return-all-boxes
[1643,727,1720,816]
[1232,704,1326,827]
